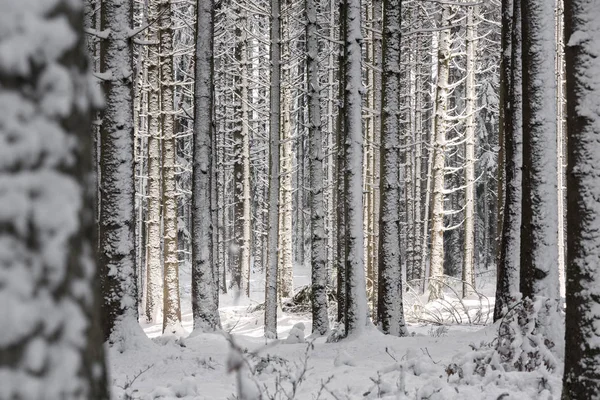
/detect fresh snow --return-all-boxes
[108,270,562,399]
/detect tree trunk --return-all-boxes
[494,0,522,321]
[562,1,600,396]
[0,3,108,396]
[378,0,408,337]
[520,0,559,301]
[192,0,221,332]
[265,0,282,337]
[428,5,451,301]
[145,0,163,323]
[307,0,330,336]
[462,3,477,298]
[98,0,138,342]
[343,0,369,335]
[160,0,182,333]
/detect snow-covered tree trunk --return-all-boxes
[307,0,330,336]
[98,0,139,342]
[377,0,408,337]
[494,0,521,321]
[0,2,108,396]
[428,5,451,301]
[278,11,294,299]
[555,0,566,299]
[342,0,368,335]
[145,0,163,323]
[462,3,477,298]
[265,0,281,337]
[562,1,600,396]
[519,0,559,301]
[192,0,221,332]
[160,0,182,333]
[232,9,251,297]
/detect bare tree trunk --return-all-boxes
[192,0,221,332]
[494,0,521,321]
[462,3,477,297]
[160,0,182,333]
[0,3,108,396]
[428,6,451,301]
[307,0,330,335]
[343,0,369,335]
[520,0,559,301]
[265,0,282,337]
[378,0,408,337]
[562,1,600,396]
[145,0,163,323]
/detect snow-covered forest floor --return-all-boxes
[109,269,561,400]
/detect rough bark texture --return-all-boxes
[307,0,330,336]
[343,0,369,335]
[462,4,477,298]
[265,0,281,337]
[520,0,559,301]
[98,0,138,341]
[192,0,221,332]
[160,0,182,333]
[145,0,163,323]
[378,0,408,337]
[428,5,451,301]
[495,0,522,321]
[562,0,600,397]
[0,1,108,396]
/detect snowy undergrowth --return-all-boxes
[109,271,563,399]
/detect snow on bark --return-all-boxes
[192,0,221,333]
[562,1,600,397]
[520,0,559,301]
[98,0,140,343]
[343,0,369,335]
[377,0,408,337]
[462,4,477,298]
[306,0,330,336]
[145,0,163,323]
[428,5,451,302]
[265,0,281,338]
[495,0,522,321]
[160,0,182,334]
[0,0,108,396]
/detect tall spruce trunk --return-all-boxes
[0,3,108,396]
[98,0,138,341]
[378,0,408,337]
[462,4,477,298]
[562,1,600,397]
[160,0,182,333]
[494,0,522,321]
[343,0,369,335]
[307,0,330,335]
[265,0,282,337]
[192,0,221,332]
[145,0,163,323]
[520,0,559,301]
[428,5,451,301]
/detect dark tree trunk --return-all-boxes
[562,0,600,397]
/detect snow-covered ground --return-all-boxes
[109,269,562,399]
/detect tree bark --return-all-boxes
[343,0,369,335]
[494,0,522,321]
[0,3,108,396]
[519,0,559,301]
[378,0,408,337]
[192,0,221,332]
[562,1,600,397]
[307,0,330,336]
[265,0,282,337]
